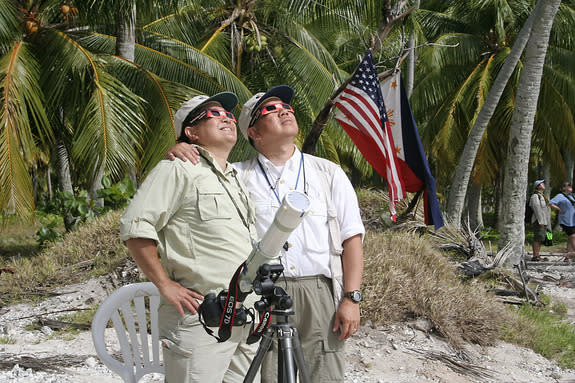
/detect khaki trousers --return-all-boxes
[261,275,345,383]
[159,303,260,383]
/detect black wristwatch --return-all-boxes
[344,290,363,303]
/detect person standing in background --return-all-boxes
[530,179,552,261]
[550,182,575,260]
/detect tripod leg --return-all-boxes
[277,328,297,383]
[243,329,274,383]
[291,328,311,383]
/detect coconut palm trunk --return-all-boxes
[88,1,137,207]
[446,0,544,228]
[563,150,573,183]
[499,0,562,266]
[405,0,419,99]
[468,182,483,231]
[543,162,552,200]
[56,139,75,231]
[115,2,136,61]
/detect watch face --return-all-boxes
[346,290,363,303]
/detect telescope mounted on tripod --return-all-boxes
[198,190,311,342]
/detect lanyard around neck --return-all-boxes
[257,151,306,205]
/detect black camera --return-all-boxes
[199,289,248,328]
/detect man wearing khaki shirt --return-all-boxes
[166,85,365,383]
[120,92,260,383]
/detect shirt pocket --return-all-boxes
[197,187,233,221]
[303,198,329,252]
[254,199,277,217]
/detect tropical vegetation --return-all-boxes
[1,1,575,369]
[1,0,574,256]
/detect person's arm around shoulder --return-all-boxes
[166,142,200,164]
[333,234,364,341]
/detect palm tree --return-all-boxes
[412,0,575,231]
[0,0,178,220]
[445,0,543,228]
[2,0,382,219]
[411,0,530,222]
[1,0,54,219]
[499,0,562,265]
[78,0,395,167]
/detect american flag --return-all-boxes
[334,50,405,219]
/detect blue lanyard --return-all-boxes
[257,151,305,205]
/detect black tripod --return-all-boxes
[243,265,311,383]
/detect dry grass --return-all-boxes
[0,210,129,305]
[0,204,534,353]
[361,230,513,348]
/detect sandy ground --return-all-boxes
[2,268,575,383]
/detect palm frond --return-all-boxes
[107,55,195,177]
[0,0,21,53]
[72,66,145,183]
[0,42,51,218]
[550,1,575,50]
[80,32,252,103]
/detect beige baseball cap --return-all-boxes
[173,92,238,137]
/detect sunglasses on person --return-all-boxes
[259,103,294,116]
[250,103,294,126]
[187,109,236,126]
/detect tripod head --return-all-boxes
[253,263,293,313]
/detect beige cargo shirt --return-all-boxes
[120,147,257,298]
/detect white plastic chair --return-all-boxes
[92,282,164,383]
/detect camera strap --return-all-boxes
[197,262,249,343]
[217,262,251,342]
[247,308,272,344]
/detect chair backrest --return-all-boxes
[91,282,164,383]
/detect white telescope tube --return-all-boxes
[239,190,311,293]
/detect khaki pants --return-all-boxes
[159,303,260,383]
[261,275,345,383]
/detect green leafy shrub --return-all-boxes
[35,176,135,244]
[97,176,135,212]
[36,218,62,247]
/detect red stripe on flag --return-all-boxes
[335,88,405,203]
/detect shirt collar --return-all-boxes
[256,145,300,171]
[195,145,236,176]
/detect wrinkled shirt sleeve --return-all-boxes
[331,166,365,243]
[120,161,187,243]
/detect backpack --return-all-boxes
[525,198,533,223]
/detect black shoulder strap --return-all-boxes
[563,192,575,204]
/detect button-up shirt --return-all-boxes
[234,146,365,278]
[120,147,257,297]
